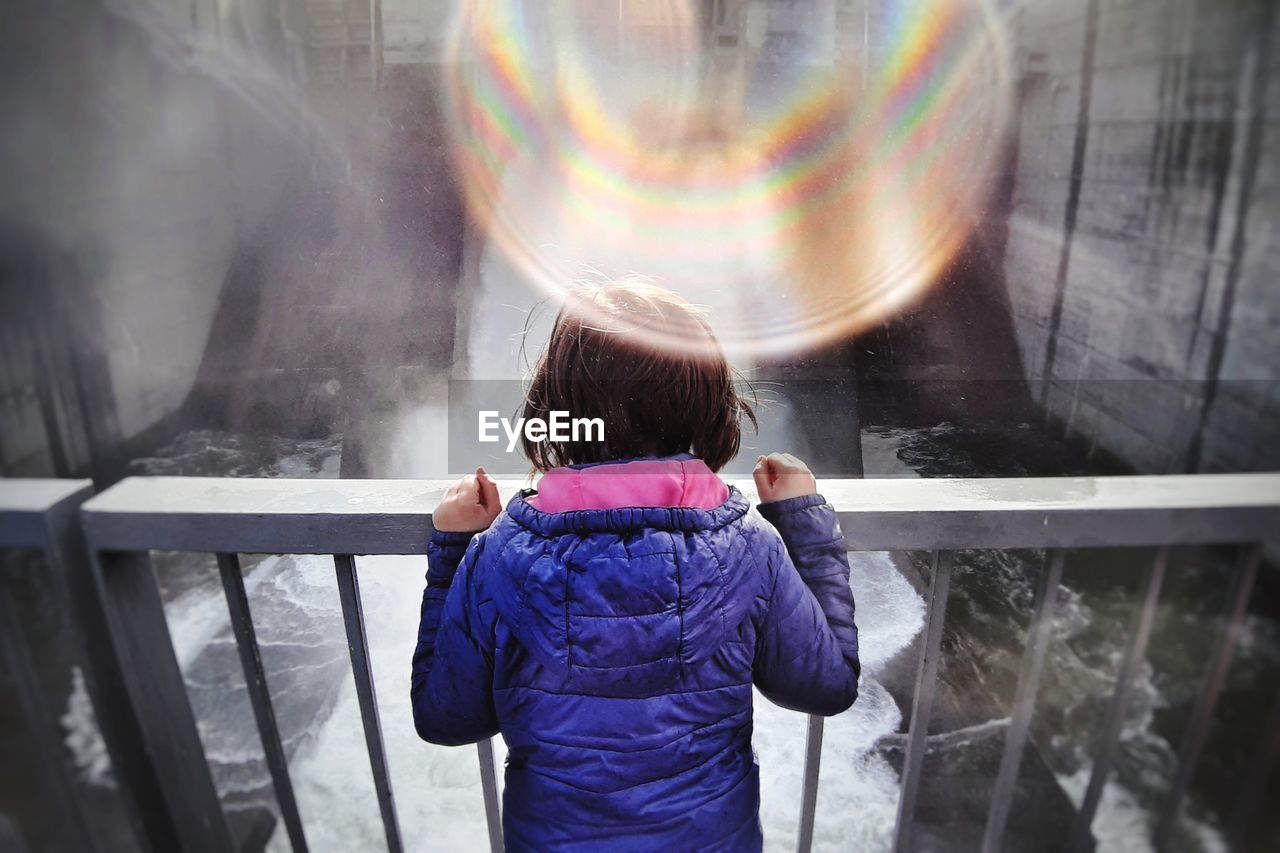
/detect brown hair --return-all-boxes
[520,278,756,473]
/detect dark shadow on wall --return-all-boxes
[185,65,468,476]
[854,130,1034,431]
[0,220,122,485]
[754,123,1034,477]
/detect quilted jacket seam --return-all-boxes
[509,538,546,646]
[513,711,748,755]
[668,531,685,668]
[574,653,678,670]
[707,536,731,646]
[513,747,753,809]
[570,606,677,619]
[753,535,786,660]
[563,538,587,670]
[494,680,751,697]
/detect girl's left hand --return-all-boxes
[753,453,818,503]
[434,467,501,533]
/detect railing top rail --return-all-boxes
[0,478,94,549]
[824,472,1280,550]
[80,472,1280,554]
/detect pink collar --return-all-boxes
[527,457,729,513]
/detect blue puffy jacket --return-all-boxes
[412,470,859,851]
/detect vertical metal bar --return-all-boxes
[893,550,954,852]
[333,554,403,853]
[0,586,96,851]
[1153,543,1262,851]
[982,550,1066,853]
[217,553,309,853]
[93,549,235,853]
[796,714,825,853]
[1073,546,1170,850]
[1227,687,1280,848]
[477,738,504,853]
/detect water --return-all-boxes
[881,425,1280,851]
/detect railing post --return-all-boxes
[1073,547,1169,850]
[1152,543,1262,851]
[52,494,173,852]
[477,738,504,853]
[1,479,179,851]
[217,553,310,852]
[893,550,954,852]
[0,481,97,850]
[90,548,235,852]
[0,579,96,850]
[333,554,404,853]
[981,550,1066,852]
[796,715,825,853]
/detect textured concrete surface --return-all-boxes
[1000,0,1279,474]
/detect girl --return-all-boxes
[412,280,859,851]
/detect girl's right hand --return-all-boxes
[753,453,818,503]
[433,467,501,533]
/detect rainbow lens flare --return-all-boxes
[443,0,1012,357]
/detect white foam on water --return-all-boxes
[1055,771,1230,853]
[268,554,501,853]
[1186,818,1229,853]
[755,677,908,853]
[164,574,240,672]
[1059,770,1155,853]
[846,551,926,674]
[163,554,297,672]
[61,667,113,788]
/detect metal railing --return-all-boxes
[0,480,98,852]
[0,479,181,853]
[4,473,1278,852]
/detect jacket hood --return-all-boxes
[525,456,729,513]
[489,466,756,694]
[506,486,749,537]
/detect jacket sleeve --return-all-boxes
[410,529,500,746]
[753,493,860,716]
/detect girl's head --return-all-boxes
[521,278,756,473]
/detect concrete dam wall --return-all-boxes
[0,0,297,479]
[1000,0,1280,474]
[6,0,1278,482]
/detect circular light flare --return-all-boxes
[443,0,1013,359]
